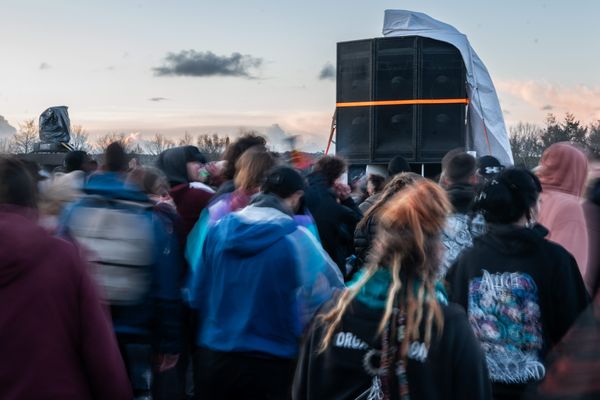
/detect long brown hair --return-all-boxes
[319,180,451,358]
[233,147,277,192]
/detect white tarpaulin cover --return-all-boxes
[383,10,513,165]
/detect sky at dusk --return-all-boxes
[1,0,599,150]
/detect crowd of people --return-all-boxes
[0,135,599,400]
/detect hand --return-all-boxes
[128,158,139,170]
[156,353,180,372]
[333,182,351,201]
[205,161,222,177]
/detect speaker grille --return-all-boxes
[336,36,467,163]
[336,107,370,161]
[420,104,466,160]
[337,40,372,103]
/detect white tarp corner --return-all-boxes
[383,10,514,165]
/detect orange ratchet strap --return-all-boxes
[336,98,469,107]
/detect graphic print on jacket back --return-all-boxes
[468,270,545,384]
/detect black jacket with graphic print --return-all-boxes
[446,224,589,400]
[292,298,491,400]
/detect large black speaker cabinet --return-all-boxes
[336,36,467,163]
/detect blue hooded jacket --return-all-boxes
[190,194,343,359]
[58,172,183,353]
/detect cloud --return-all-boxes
[264,123,294,151]
[39,62,51,70]
[496,80,600,121]
[153,50,263,79]
[0,115,17,137]
[318,63,335,80]
[149,97,168,102]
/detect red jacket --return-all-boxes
[170,183,213,237]
[0,206,132,400]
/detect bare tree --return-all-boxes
[146,133,175,155]
[94,132,130,153]
[179,132,194,146]
[70,125,91,152]
[509,122,544,169]
[197,133,230,161]
[12,119,38,154]
[130,142,145,155]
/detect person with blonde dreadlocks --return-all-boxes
[293,180,491,400]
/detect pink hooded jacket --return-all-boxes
[536,142,589,281]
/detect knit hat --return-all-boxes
[262,166,305,199]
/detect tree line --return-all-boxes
[510,113,600,169]
[2,114,598,168]
[0,119,232,161]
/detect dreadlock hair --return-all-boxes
[357,172,424,231]
[318,180,451,360]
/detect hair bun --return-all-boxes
[476,168,541,224]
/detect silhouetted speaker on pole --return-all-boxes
[336,36,468,166]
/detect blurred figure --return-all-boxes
[349,174,367,205]
[197,146,275,225]
[304,155,362,278]
[354,172,424,270]
[127,165,188,399]
[59,142,183,400]
[88,158,99,173]
[157,145,214,237]
[294,181,491,400]
[536,142,589,279]
[531,175,600,400]
[191,166,343,400]
[358,173,386,214]
[584,178,600,293]
[476,155,504,185]
[229,146,277,211]
[533,294,600,400]
[387,155,412,177]
[127,166,174,208]
[447,168,589,399]
[64,150,95,175]
[38,170,84,232]
[532,176,600,399]
[215,133,267,196]
[532,178,600,398]
[38,150,95,232]
[186,148,276,273]
[0,156,132,399]
[438,149,485,278]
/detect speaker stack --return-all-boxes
[336,36,468,166]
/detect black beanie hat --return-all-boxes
[262,166,305,199]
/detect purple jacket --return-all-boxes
[0,205,132,400]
